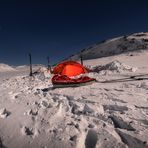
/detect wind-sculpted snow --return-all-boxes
[88,60,137,75]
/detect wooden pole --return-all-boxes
[29,53,32,76]
[47,56,52,73]
[80,55,83,66]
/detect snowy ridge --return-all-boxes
[0,63,16,72]
[67,32,148,61]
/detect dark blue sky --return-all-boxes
[0,0,148,65]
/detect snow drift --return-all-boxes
[89,60,138,75]
[0,63,16,72]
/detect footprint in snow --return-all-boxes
[21,126,39,137]
[0,108,11,118]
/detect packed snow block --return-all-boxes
[103,105,128,112]
[35,73,45,81]
[32,67,51,80]
[94,128,127,148]
[109,115,135,131]
[83,104,94,114]
[116,129,148,148]
[83,104,104,116]
[70,101,84,115]
[39,99,52,108]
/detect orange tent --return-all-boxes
[53,61,88,77]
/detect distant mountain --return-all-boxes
[65,32,148,61]
[16,64,45,69]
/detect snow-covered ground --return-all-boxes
[0,64,16,72]
[0,65,45,80]
[0,49,148,148]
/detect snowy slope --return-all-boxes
[0,64,46,80]
[0,63,16,72]
[67,32,148,61]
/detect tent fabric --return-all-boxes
[52,74,96,85]
[53,61,88,77]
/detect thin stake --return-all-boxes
[29,53,32,76]
[80,55,83,66]
[47,56,52,73]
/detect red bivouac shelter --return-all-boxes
[53,61,88,77]
[52,61,96,88]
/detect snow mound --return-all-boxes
[33,67,51,80]
[0,64,16,72]
[91,60,137,75]
[35,67,47,73]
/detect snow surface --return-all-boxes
[0,35,148,148]
[0,64,16,72]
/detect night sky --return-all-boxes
[0,0,148,66]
